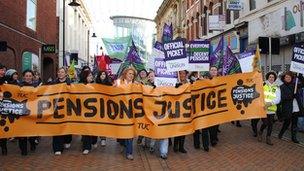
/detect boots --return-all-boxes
[1,147,7,156]
[173,138,179,152]
[178,137,187,153]
[292,131,300,143]
[266,136,273,146]
[257,131,263,142]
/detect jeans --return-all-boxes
[125,139,133,155]
[159,139,168,155]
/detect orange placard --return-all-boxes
[0,71,266,139]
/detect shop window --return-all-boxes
[22,51,39,72]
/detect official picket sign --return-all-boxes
[154,58,178,87]
[0,71,266,139]
[290,44,304,74]
[163,39,188,72]
[188,40,210,71]
[237,50,255,73]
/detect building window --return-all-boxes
[249,0,256,11]
[234,11,240,20]
[203,6,207,35]
[26,0,37,31]
[226,9,231,24]
[22,51,39,72]
[219,0,223,15]
[196,13,200,38]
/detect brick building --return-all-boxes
[0,0,58,81]
[155,0,184,41]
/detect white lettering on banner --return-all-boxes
[167,49,184,58]
[294,47,304,55]
[190,56,209,61]
[168,62,186,69]
[294,54,304,61]
[164,41,184,50]
[190,44,209,48]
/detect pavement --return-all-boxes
[1,121,304,171]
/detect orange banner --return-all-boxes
[0,71,266,139]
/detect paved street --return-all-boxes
[1,121,304,171]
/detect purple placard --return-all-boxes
[163,39,186,61]
[188,40,210,64]
[154,58,177,78]
[238,50,254,60]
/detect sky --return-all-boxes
[85,0,163,39]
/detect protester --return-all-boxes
[80,69,98,155]
[0,63,8,155]
[114,67,138,160]
[95,70,113,147]
[278,71,304,143]
[173,70,189,153]
[18,69,38,156]
[257,71,281,145]
[208,66,220,146]
[52,67,72,155]
[137,69,148,85]
[5,69,19,85]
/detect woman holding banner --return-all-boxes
[114,67,138,160]
[95,70,112,147]
[0,63,8,155]
[257,71,281,145]
[209,66,220,146]
[173,70,189,153]
[80,69,98,155]
[278,71,304,143]
[18,69,39,156]
[52,67,72,155]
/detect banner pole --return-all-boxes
[294,73,299,94]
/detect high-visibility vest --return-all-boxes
[263,84,278,112]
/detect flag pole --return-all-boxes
[294,73,299,94]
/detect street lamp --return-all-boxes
[62,0,80,66]
[92,33,97,38]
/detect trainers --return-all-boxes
[149,147,155,153]
[126,154,134,160]
[54,151,61,156]
[101,140,106,146]
[82,150,89,155]
[92,143,98,149]
[160,154,167,159]
[64,143,71,149]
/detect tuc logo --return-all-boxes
[231,79,260,115]
[0,91,30,132]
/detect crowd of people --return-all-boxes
[0,62,303,160]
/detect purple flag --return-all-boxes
[162,23,173,43]
[154,41,164,51]
[126,40,142,64]
[210,36,224,66]
[222,46,240,75]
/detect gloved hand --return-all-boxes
[265,102,272,108]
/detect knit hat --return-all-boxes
[5,69,17,78]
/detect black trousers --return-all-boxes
[251,119,260,135]
[209,125,218,144]
[52,135,73,152]
[82,136,98,151]
[193,128,209,149]
[260,115,275,136]
[18,137,36,154]
[279,113,299,139]
[0,138,7,151]
[173,136,185,150]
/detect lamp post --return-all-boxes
[62,0,80,66]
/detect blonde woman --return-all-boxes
[114,67,138,160]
